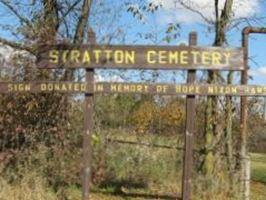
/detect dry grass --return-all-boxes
[0,150,265,200]
[0,172,57,200]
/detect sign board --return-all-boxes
[94,83,266,96]
[37,44,244,70]
[0,82,87,93]
[1,82,266,96]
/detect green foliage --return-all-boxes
[98,131,182,195]
[164,23,181,43]
[130,100,159,134]
[251,153,266,184]
[130,99,184,135]
[95,94,137,129]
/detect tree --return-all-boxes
[0,0,126,194]
[202,0,235,193]
[126,0,266,198]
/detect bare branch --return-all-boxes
[215,0,219,21]
[0,0,32,28]
[74,0,93,44]
[61,0,82,20]
[178,0,213,24]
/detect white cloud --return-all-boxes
[257,67,266,76]
[249,67,266,77]
[150,0,261,24]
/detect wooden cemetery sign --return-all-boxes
[1,28,263,200]
[93,83,266,96]
[0,82,87,93]
[2,82,266,97]
[37,44,244,70]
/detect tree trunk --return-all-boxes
[40,0,59,43]
[202,0,234,193]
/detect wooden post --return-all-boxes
[244,156,251,200]
[241,28,250,200]
[241,26,266,200]
[182,32,197,200]
[82,29,96,200]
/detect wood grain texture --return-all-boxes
[1,82,266,96]
[36,44,244,70]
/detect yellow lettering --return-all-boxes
[83,51,91,63]
[137,85,143,92]
[182,86,188,93]
[195,86,200,94]
[156,85,168,93]
[95,84,103,92]
[110,84,117,92]
[143,85,149,92]
[61,84,67,91]
[81,84,86,92]
[74,84,79,91]
[93,50,101,63]
[25,84,31,91]
[224,52,231,65]
[176,85,181,93]
[208,86,214,94]
[188,86,195,93]
[225,87,231,94]
[48,84,53,91]
[231,87,237,94]
[202,51,210,65]
[159,51,167,64]
[105,50,113,61]
[41,84,47,91]
[168,51,179,64]
[8,84,13,92]
[114,50,124,64]
[125,51,135,64]
[71,50,80,63]
[212,52,222,65]
[62,50,69,63]
[147,51,157,64]
[191,51,200,64]
[49,50,59,64]
[8,84,31,92]
[180,51,188,64]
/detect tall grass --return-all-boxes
[0,172,57,200]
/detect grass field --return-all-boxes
[0,137,265,200]
[65,153,266,199]
[250,153,266,200]
[91,153,266,199]
[1,154,265,200]
[250,153,266,184]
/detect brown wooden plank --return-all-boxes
[36,44,244,70]
[93,83,266,97]
[1,82,266,96]
[82,29,95,200]
[182,32,197,200]
[0,82,88,93]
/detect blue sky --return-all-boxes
[102,0,266,85]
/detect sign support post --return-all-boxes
[82,29,96,200]
[241,26,266,200]
[32,28,266,199]
[182,32,197,200]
